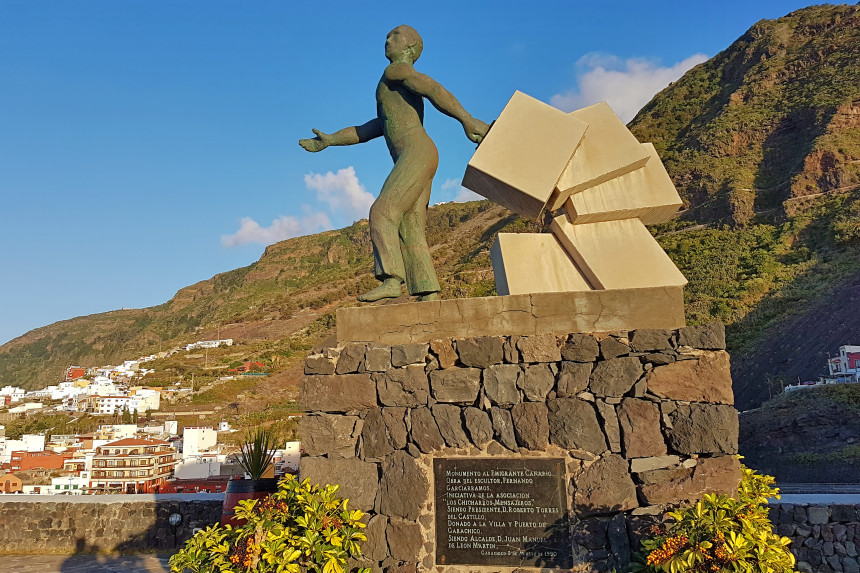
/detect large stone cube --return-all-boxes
[462,91,588,220]
[491,233,592,296]
[562,143,683,225]
[550,216,688,290]
[551,102,650,211]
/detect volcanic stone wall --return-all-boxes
[299,322,739,572]
[771,503,860,573]
[0,495,222,554]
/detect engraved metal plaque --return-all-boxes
[434,458,570,568]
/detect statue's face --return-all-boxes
[385,26,411,62]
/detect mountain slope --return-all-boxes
[629,3,860,227]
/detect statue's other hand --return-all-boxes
[298,128,330,152]
[464,118,490,144]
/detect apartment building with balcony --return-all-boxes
[90,438,177,493]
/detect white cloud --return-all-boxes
[221,210,332,247]
[441,178,461,191]
[454,187,483,203]
[222,165,374,248]
[439,177,483,203]
[304,166,375,221]
[550,52,709,123]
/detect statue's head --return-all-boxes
[385,25,423,64]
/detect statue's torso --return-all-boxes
[377,75,428,159]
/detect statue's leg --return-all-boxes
[361,141,436,302]
[401,181,440,298]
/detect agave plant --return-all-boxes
[237,427,277,480]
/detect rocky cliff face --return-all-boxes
[629,3,860,227]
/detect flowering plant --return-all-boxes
[632,464,796,573]
[169,475,369,573]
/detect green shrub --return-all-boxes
[632,464,796,572]
[169,475,368,573]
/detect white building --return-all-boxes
[828,345,860,382]
[165,421,178,435]
[0,386,25,403]
[0,434,46,464]
[48,472,90,495]
[182,427,217,458]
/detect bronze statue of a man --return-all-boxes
[299,25,489,302]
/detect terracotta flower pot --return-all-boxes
[221,478,278,527]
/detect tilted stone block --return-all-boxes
[552,102,650,211]
[561,142,682,224]
[462,90,588,220]
[551,216,688,290]
[491,233,592,296]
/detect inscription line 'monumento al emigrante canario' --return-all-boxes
[298,24,740,573]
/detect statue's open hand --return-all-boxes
[299,128,331,152]
[463,117,490,144]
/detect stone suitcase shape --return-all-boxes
[462,91,588,220]
[490,233,591,296]
[552,101,651,211]
[550,216,688,290]
[563,142,683,225]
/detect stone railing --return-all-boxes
[300,323,740,572]
[0,493,223,554]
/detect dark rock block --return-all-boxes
[299,414,362,458]
[595,400,621,453]
[378,365,429,407]
[630,329,674,352]
[517,334,562,363]
[364,514,389,561]
[386,518,423,561]
[666,403,738,454]
[511,402,549,450]
[301,374,377,413]
[589,357,643,398]
[300,457,378,511]
[409,406,445,453]
[429,368,481,404]
[490,406,518,451]
[391,343,429,367]
[562,333,600,362]
[432,404,470,448]
[574,454,638,517]
[463,407,493,448]
[483,364,521,406]
[517,364,555,401]
[382,407,408,450]
[305,354,336,375]
[336,343,367,374]
[617,399,666,458]
[361,409,394,459]
[678,322,726,350]
[379,450,430,520]
[365,345,392,372]
[599,337,630,360]
[547,398,607,454]
[456,337,504,368]
[557,361,592,397]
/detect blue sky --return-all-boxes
[0,1,815,345]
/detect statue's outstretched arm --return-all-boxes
[299,118,383,152]
[385,64,489,144]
